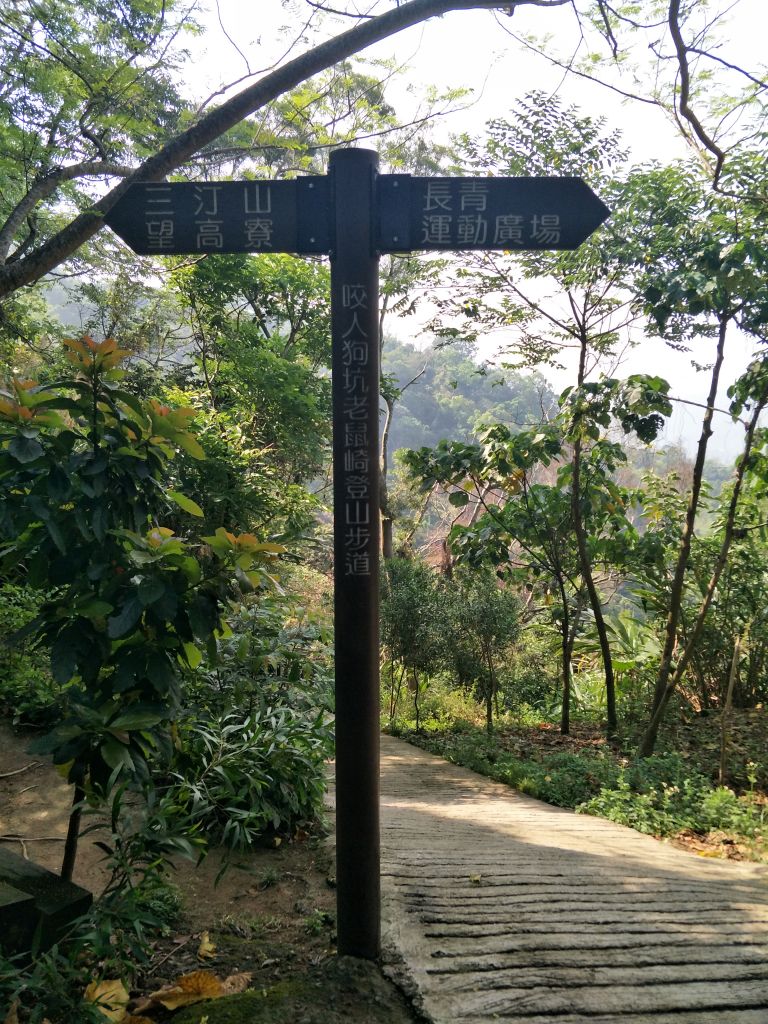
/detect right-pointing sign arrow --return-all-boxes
[376,175,610,253]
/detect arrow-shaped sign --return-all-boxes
[105,174,609,256]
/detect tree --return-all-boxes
[426,96,675,735]
[404,380,669,735]
[618,163,768,755]
[380,556,441,730]
[0,337,282,877]
[511,1,766,195]
[439,568,520,733]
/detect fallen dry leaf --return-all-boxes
[149,970,223,1010]
[84,979,130,1022]
[220,972,253,996]
[3,1000,19,1024]
[197,930,217,960]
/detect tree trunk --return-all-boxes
[60,781,85,882]
[571,434,617,736]
[719,635,741,786]
[485,647,496,735]
[380,394,395,559]
[639,314,729,757]
[389,661,406,722]
[640,335,762,757]
[569,327,617,736]
[558,579,572,735]
[413,669,422,733]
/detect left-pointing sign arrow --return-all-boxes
[104,178,332,256]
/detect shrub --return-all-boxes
[528,752,619,807]
[185,594,334,721]
[579,754,768,839]
[170,706,333,849]
[0,583,61,724]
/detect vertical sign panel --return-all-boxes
[330,148,381,959]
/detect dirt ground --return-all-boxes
[0,721,422,1023]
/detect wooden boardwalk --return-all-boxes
[377,735,768,1024]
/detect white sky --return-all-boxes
[187,0,767,461]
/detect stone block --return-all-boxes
[0,847,92,953]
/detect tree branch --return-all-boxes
[0,0,570,299]
[667,0,725,185]
[0,162,135,263]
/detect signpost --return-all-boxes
[106,150,609,960]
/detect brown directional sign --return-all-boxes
[377,174,610,252]
[105,178,332,255]
[105,174,609,256]
[105,152,610,965]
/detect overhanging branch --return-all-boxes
[0,0,570,299]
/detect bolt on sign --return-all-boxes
[106,150,609,961]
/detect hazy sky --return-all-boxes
[188,1,766,461]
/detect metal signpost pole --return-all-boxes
[329,147,381,959]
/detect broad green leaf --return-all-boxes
[8,435,43,463]
[448,491,470,507]
[138,578,166,606]
[177,556,202,585]
[45,518,67,554]
[110,707,164,730]
[107,596,143,639]
[111,390,151,423]
[168,490,204,517]
[187,594,218,639]
[100,738,133,772]
[182,642,202,669]
[51,634,78,684]
[175,433,206,460]
[77,600,114,619]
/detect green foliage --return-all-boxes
[0,778,198,1021]
[0,337,284,808]
[386,673,485,734]
[411,727,618,807]
[184,592,334,720]
[169,706,333,850]
[435,569,520,731]
[170,253,332,487]
[0,582,62,723]
[382,337,556,455]
[499,635,562,717]
[580,754,767,840]
[164,381,320,537]
[380,558,444,731]
[303,909,334,936]
[618,163,768,345]
[0,0,195,269]
[408,722,766,847]
[0,944,107,1024]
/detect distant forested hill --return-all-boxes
[382,338,557,454]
